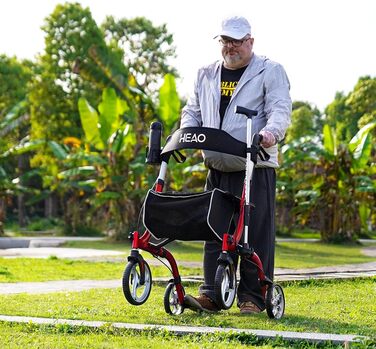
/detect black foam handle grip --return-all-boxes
[146,121,162,164]
[235,106,258,118]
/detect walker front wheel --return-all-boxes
[122,260,152,305]
[266,284,285,319]
[164,282,185,315]
[214,263,237,309]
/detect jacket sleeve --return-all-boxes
[180,71,203,128]
[262,63,292,142]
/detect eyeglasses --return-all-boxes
[219,38,250,47]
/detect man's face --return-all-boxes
[220,35,254,69]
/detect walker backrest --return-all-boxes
[160,127,246,160]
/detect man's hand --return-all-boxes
[259,130,276,148]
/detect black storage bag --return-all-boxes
[143,188,239,241]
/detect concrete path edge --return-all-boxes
[0,315,367,345]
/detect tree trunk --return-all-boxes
[17,154,28,227]
[45,193,58,218]
[0,197,5,236]
[17,193,27,227]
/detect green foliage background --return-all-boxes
[0,3,375,241]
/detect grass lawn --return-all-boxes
[63,240,205,261]
[0,322,268,349]
[0,278,375,337]
[3,322,370,349]
[65,239,375,268]
[0,257,202,283]
[275,241,375,268]
[0,241,374,283]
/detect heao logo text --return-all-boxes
[179,133,206,143]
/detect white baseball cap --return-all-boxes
[214,16,252,40]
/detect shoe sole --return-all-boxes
[240,309,261,314]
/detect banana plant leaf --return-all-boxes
[0,100,28,135]
[348,121,376,153]
[0,138,45,158]
[98,88,120,144]
[48,141,68,160]
[323,124,337,156]
[58,166,97,179]
[0,165,7,178]
[110,124,132,154]
[348,122,376,170]
[68,152,108,165]
[78,97,104,150]
[158,73,180,130]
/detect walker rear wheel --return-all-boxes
[164,282,185,315]
[265,284,285,319]
[122,260,152,305]
[214,263,237,309]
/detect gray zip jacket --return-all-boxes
[180,54,292,171]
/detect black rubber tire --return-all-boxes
[163,282,185,315]
[122,260,152,305]
[214,263,237,310]
[266,284,285,319]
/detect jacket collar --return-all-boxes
[212,54,267,78]
[203,54,268,101]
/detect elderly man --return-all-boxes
[181,16,291,314]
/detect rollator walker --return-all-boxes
[122,106,285,319]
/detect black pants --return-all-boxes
[199,167,276,310]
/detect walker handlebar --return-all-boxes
[147,106,267,164]
[160,127,247,160]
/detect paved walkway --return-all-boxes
[0,247,124,259]
[0,236,104,249]
[0,236,122,259]
[1,261,376,295]
[1,256,376,295]
[0,279,121,294]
